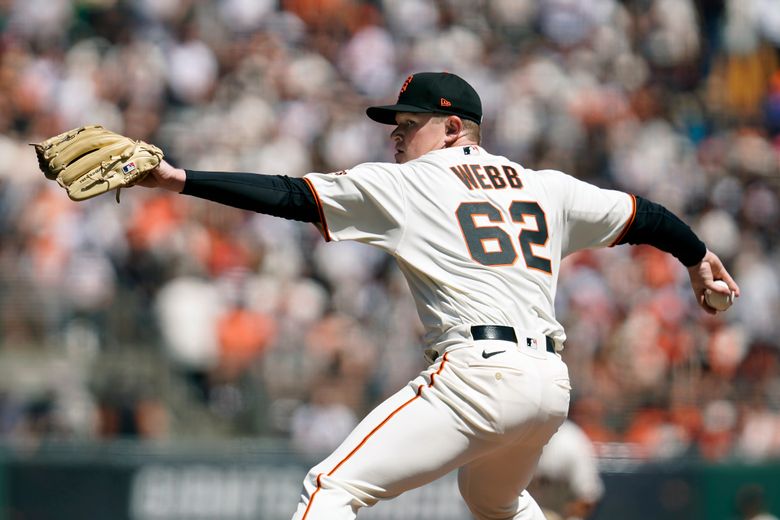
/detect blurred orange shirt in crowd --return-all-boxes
[217,306,276,378]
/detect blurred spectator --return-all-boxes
[216,300,275,379]
[289,377,358,457]
[155,275,223,402]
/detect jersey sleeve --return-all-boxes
[544,170,636,257]
[304,163,407,252]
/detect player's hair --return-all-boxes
[462,119,481,144]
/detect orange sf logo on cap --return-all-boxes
[399,74,413,95]
[440,98,452,107]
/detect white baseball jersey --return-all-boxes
[304,145,635,352]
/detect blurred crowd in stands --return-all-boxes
[0,0,779,464]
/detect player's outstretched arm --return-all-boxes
[687,249,740,314]
[140,160,320,224]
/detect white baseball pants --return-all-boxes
[291,339,571,520]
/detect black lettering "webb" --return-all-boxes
[450,164,523,190]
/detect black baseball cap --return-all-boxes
[366,72,482,125]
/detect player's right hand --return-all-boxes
[687,249,740,314]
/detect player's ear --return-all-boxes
[444,116,463,145]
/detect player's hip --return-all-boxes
[424,324,562,362]
[413,339,570,437]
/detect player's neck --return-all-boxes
[445,135,479,149]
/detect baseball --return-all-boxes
[705,280,734,311]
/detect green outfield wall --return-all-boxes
[0,441,776,520]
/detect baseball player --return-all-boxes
[528,419,604,520]
[137,72,739,519]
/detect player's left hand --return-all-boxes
[137,159,186,192]
[33,125,164,201]
[687,249,740,314]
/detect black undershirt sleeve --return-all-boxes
[617,195,706,267]
[181,170,320,223]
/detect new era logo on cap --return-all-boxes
[366,72,483,125]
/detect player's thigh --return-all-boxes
[457,360,569,519]
[304,380,473,500]
[458,434,564,520]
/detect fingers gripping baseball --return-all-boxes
[687,250,740,314]
[33,125,164,201]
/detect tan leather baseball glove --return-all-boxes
[32,125,164,202]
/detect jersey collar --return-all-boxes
[428,144,484,158]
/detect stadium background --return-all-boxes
[0,0,779,518]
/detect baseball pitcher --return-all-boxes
[35,72,739,520]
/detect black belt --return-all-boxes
[471,325,556,354]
